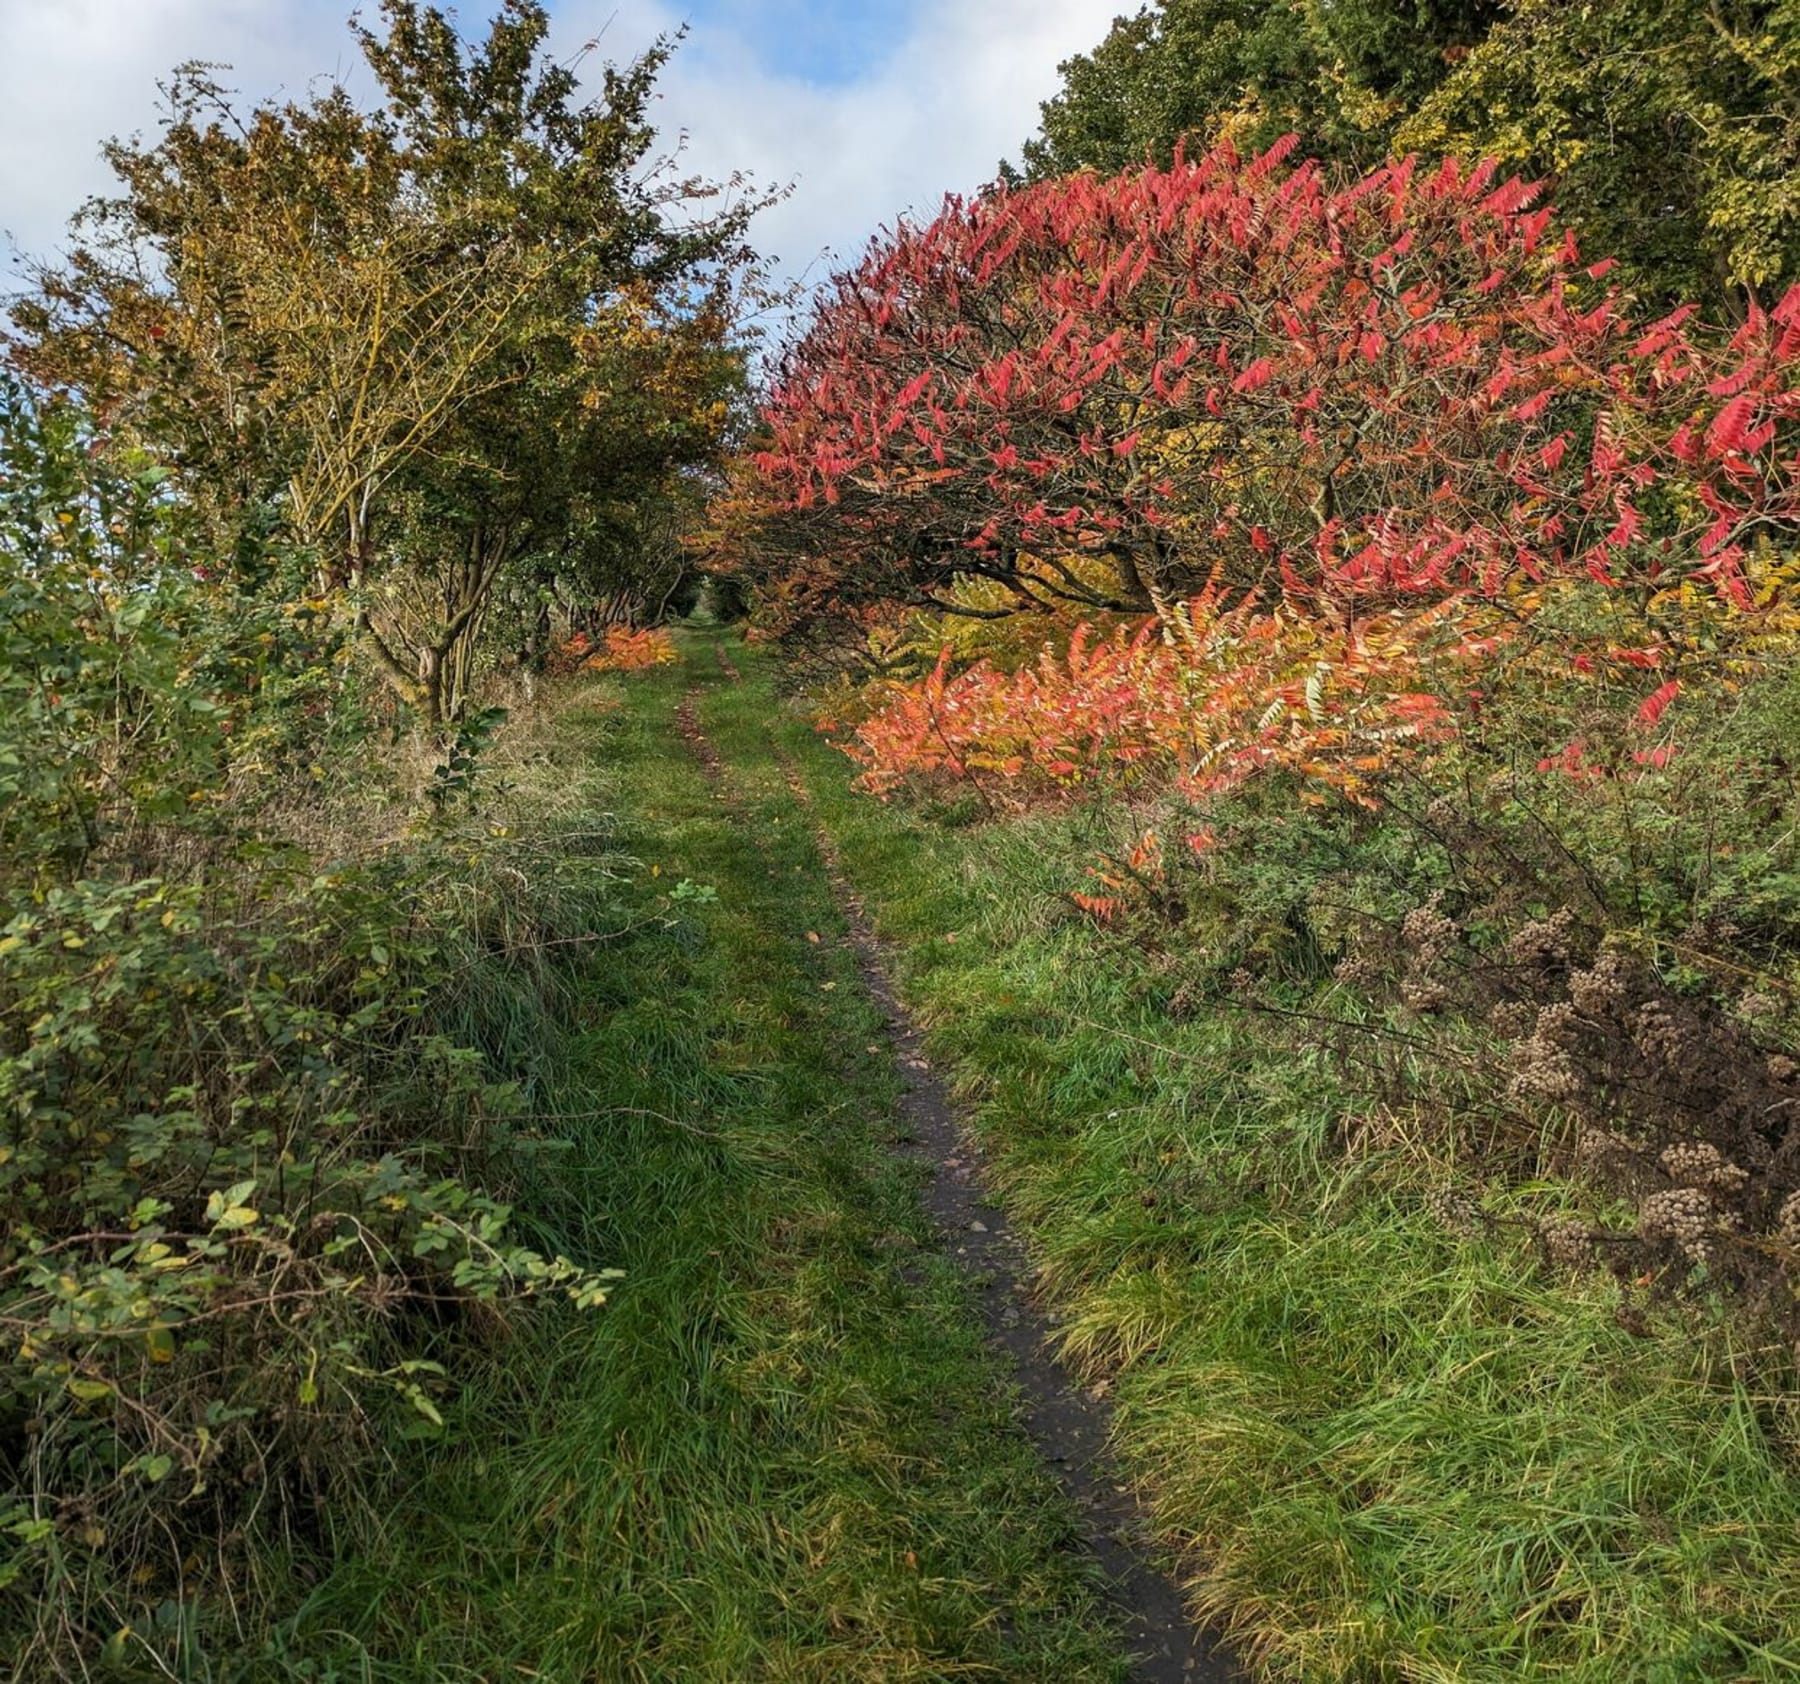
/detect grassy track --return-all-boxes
[267,655,1128,1681]
[740,633,1800,1683]
[262,626,1800,1683]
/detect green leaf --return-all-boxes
[205,1179,259,1224]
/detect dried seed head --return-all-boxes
[1638,1186,1716,1263]
[1507,907,1579,966]
[1401,902,1458,961]
[1630,1000,1696,1067]
[1777,1190,1800,1250]
[1425,1185,1484,1236]
[1659,1141,1748,1195]
[1540,1213,1595,1270]
[1737,990,1781,1023]
[1489,1000,1536,1039]
[1568,951,1632,1017]
[1509,1032,1584,1102]
[1401,976,1451,1013]
[1574,1126,1626,1166]
[1534,1001,1580,1045]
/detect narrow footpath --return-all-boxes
[684,634,1239,1683]
[299,635,1237,1680]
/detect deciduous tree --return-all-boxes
[11,0,760,722]
[727,142,1800,661]
[1019,0,1498,182]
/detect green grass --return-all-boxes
[254,658,1127,1682]
[736,631,1800,1683]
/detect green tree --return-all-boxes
[1019,0,1497,180]
[383,280,745,718]
[1021,0,1800,313]
[1399,0,1800,307]
[11,0,759,723]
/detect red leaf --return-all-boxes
[1232,357,1275,394]
[1636,679,1681,727]
[1706,394,1756,456]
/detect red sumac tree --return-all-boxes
[725,140,1800,647]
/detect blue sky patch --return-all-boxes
[670,0,916,85]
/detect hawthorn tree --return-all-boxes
[724,141,1800,658]
[11,0,760,723]
[376,278,744,720]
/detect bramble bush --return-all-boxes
[0,384,618,1674]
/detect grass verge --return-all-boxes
[742,630,1800,1683]
[259,659,1128,1682]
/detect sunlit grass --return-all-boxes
[756,632,1800,1683]
[266,665,1126,1681]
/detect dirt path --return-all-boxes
[691,649,1241,1684]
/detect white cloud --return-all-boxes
[1,0,1114,315]
[0,0,358,276]
[580,0,1112,282]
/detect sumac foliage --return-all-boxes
[846,582,1461,806]
[545,624,681,675]
[725,140,1800,652]
[582,625,682,672]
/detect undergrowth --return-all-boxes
[0,392,624,1675]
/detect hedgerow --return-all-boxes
[0,384,619,1674]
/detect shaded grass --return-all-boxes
[256,661,1127,1682]
[744,631,1800,1682]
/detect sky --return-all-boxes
[0,0,1118,314]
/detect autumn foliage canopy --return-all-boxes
[722,139,1800,799]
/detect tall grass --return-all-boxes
[261,673,1129,1681]
[754,633,1800,1682]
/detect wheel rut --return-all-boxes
[682,659,1241,1684]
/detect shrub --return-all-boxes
[0,385,615,1674]
[724,140,1800,650]
[582,625,681,672]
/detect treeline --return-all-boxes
[0,4,755,1673]
[1018,0,1800,310]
